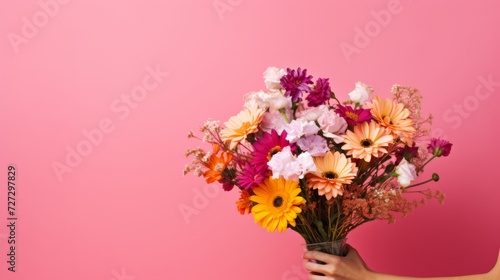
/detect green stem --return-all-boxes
[279,108,290,123]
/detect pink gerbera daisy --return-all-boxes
[236,162,267,190]
[335,105,372,126]
[251,130,296,171]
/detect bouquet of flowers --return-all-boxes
[184,67,452,255]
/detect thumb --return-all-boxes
[345,245,371,270]
[345,245,360,259]
[495,249,500,269]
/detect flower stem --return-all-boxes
[279,108,290,123]
[416,155,436,173]
[406,177,434,189]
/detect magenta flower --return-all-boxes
[306,78,331,107]
[427,138,453,157]
[395,143,419,165]
[236,163,267,190]
[280,68,313,102]
[335,105,372,126]
[251,130,296,171]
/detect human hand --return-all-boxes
[303,245,374,280]
[486,248,500,280]
[303,246,500,280]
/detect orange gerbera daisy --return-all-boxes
[220,104,266,149]
[341,121,394,162]
[236,189,252,215]
[368,96,416,145]
[306,151,358,200]
[202,144,232,183]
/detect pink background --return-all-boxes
[1,1,499,279]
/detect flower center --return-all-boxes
[273,196,283,207]
[345,111,359,122]
[381,116,392,125]
[323,171,337,179]
[253,173,262,181]
[238,122,252,134]
[267,146,282,160]
[214,163,224,172]
[361,139,373,147]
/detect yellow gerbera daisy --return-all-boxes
[306,151,358,200]
[236,189,252,215]
[341,121,394,162]
[249,177,305,232]
[368,96,416,145]
[220,104,265,149]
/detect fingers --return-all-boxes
[303,250,339,264]
[303,246,361,278]
[304,260,333,276]
[308,274,332,280]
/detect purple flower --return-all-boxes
[296,135,329,156]
[236,163,267,190]
[395,143,419,165]
[427,138,452,157]
[335,105,372,126]
[280,68,313,102]
[306,78,331,107]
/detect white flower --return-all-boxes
[293,152,316,179]
[243,90,268,109]
[260,111,290,134]
[296,105,327,121]
[267,146,295,178]
[263,67,286,91]
[348,82,373,105]
[284,119,320,143]
[268,93,292,111]
[244,91,291,111]
[395,159,417,188]
[267,146,316,181]
[317,110,347,143]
